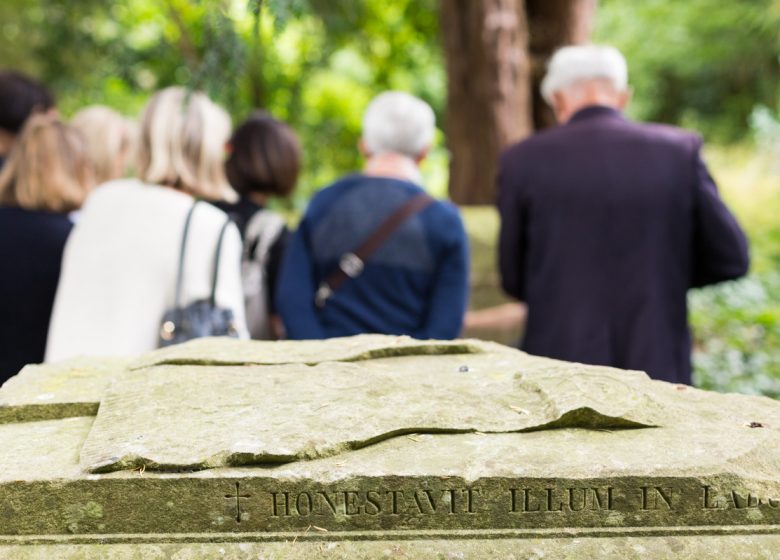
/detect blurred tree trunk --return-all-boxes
[249,0,265,108]
[441,0,532,205]
[441,0,597,204]
[527,0,598,128]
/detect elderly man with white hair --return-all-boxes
[277,91,469,339]
[497,44,749,384]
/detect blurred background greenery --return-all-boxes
[1,0,778,396]
[0,0,446,199]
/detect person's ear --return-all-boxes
[414,145,430,165]
[358,138,371,158]
[617,88,632,111]
[0,129,15,156]
[551,91,568,123]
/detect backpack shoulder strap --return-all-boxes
[244,209,287,263]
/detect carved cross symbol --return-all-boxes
[225,482,251,523]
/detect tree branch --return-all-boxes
[165,0,201,72]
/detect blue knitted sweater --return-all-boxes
[276,175,469,339]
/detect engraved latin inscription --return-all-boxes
[270,488,481,517]
[506,484,780,515]
[509,487,615,513]
[215,482,780,527]
[702,486,780,510]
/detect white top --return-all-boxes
[45,179,247,361]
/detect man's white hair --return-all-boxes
[362,91,435,159]
[540,45,628,105]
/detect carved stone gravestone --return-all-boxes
[0,335,779,558]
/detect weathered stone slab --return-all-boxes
[2,535,780,559]
[0,416,92,481]
[0,357,129,423]
[78,351,682,473]
[1,417,780,538]
[0,336,779,556]
[0,337,496,425]
[129,334,509,368]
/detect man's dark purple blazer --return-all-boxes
[498,105,749,384]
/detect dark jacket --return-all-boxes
[277,175,469,339]
[0,207,73,382]
[498,106,749,384]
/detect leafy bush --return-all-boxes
[690,273,780,398]
[689,148,780,398]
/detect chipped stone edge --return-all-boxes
[128,340,493,370]
[0,403,99,425]
[83,407,656,474]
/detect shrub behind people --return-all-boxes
[0,114,93,380]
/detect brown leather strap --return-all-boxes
[315,193,435,308]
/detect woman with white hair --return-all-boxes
[46,87,247,360]
[276,91,469,339]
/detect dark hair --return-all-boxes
[0,71,56,134]
[225,111,301,198]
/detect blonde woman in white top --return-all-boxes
[46,87,247,360]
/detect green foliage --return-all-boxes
[0,0,443,201]
[691,274,780,398]
[689,148,780,398]
[595,0,780,142]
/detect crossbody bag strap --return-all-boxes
[210,217,234,306]
[173,201,200,308]
[315,193,435,308]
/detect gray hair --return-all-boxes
[540,45,628,105]
[362,91,435,159]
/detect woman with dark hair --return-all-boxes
[0,71,56,169]
[216,111,302,339]
[0,114,93,380]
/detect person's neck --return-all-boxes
[363,152,422,184]
[554,80,626,123]
[0,129,15,157]
[248,192,268,207]
[560,100,621,124]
